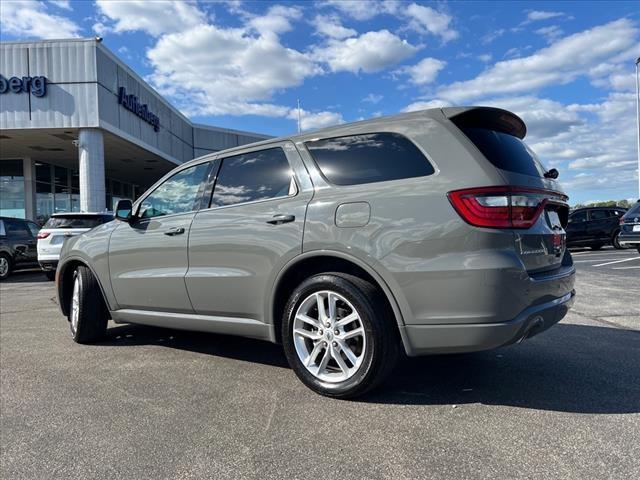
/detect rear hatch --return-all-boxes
[620,203,640,235]
[445,107,570,273]
[37,214,113,256]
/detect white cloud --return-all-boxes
[405,3,458,42]
[534,25,564,42]
[311,14,356,39]
[147,23,321,116]
[397,57,446,85]
[478,53,492,63]
[0,0,81,39]
[526,10,565,22]
[362,93,383,104]
[402,99,451,112]
[438,19,638,102]
[48,0,71,10]
[313,29,418,74]
[95,0,207,36]
[323,0,398,21]
[287,108,344,131]
[247,5,301,38]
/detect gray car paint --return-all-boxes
[57,107,575,356]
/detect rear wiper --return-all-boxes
[544,168,559,179]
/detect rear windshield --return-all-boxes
[43,215,112,229]
[624,202,640,217]
[460,127,547,177]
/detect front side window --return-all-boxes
[139,163,209,219]
[570,211,587,223]
[211,148,295,208]
[305,132,434,186]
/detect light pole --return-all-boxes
[636,57,640,200]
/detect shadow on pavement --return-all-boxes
[99,322,639,414]
[2,270,49,283]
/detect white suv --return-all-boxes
[37,213,113,279]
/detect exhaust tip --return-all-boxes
[517,315,545,343]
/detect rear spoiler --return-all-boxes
[442,107,527,139]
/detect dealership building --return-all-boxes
[0,38,269,223]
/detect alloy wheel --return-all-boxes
[292,290,367,383]
[0,257,8,277]
[70,276,80,333]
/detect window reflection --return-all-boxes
[139,163,209,218]
[211,148,294,208]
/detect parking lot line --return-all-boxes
[612,266,640,270]
[592,257,640,267]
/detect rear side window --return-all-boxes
[4,219,30,237]
[624,203,640,217]
[570,211,587,223]
[589,210,609,220]
[43,215,111,229]
[211,147,295,208]
[459,127,546,178]
[305,133,434,186]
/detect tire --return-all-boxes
[0,253,12,281]
[590,244,603,250]
[68,265,108,343]
[282,272,399,399]
[637,247,640,254]
[45,271,56,281]
[612,230,624,249]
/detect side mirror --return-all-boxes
[115,199,133,222]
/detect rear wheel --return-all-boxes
[68,265,108,343]
[282,272,398,399]
[0,253,12,281]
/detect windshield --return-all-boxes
[43,215,112,229]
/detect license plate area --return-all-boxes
[633,225,640,232]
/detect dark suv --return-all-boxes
[0,216,40,280]
[566,207,627,250]
[618,201,640,253]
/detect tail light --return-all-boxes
[447,186,567,229]
[37,232,50,239]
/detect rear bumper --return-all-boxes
[618,231,640,246]
[39,260,58,271]
[401,290,575,356]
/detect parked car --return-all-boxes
[566,207,627,250]
[37,212,114,280]
[0,216,40,280]
[617,201,640,253]
[55,107,575,398]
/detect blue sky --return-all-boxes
[1,1,639,205]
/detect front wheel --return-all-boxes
[282,273,398,399]
[68,265,108,343]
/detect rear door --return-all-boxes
[109,161,211,313]
[186,142,312,320]
[4,219,37,265]
[566,210,588,245]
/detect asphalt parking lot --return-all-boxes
[1,248,638,480]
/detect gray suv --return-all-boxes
[56,107,575,398]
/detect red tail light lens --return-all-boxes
[37,232,50,239]
[448,187,566,229]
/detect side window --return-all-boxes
[589,210,608,221]
[139,163,210,219]
[211,147,295,208]
[27,222,40,237]
[570,211,587,223]
[5,219,30,237]
[305,132,435,186]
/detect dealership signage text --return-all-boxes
[0,74,47,97]
[118,87,160,132]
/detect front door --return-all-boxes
[186,143,313,320]
[108,161,211,313]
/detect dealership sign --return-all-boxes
[118,86,160,132]
[0,74,47,97]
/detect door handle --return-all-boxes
[266,214,295,225]
[164,227,185,236]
